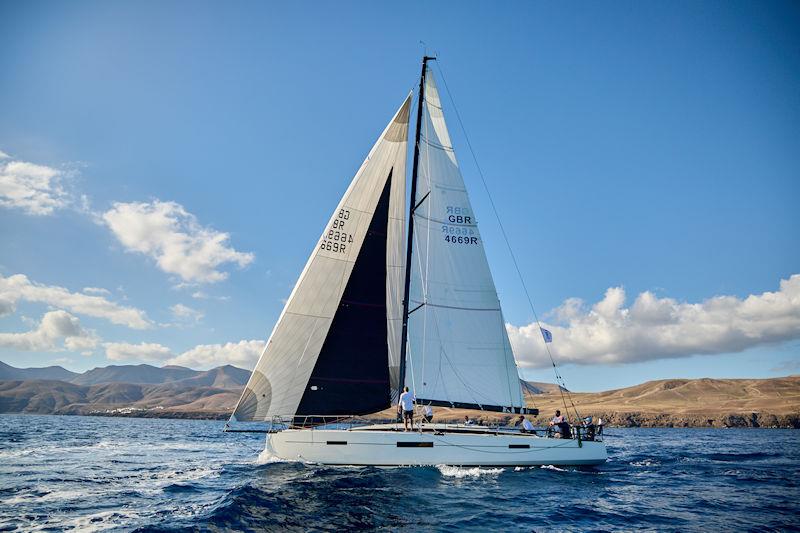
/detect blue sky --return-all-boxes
[1,1,798,391]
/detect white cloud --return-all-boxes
[0,274,152,329]
[104,342,173,363]
[191,291,208,300]
[508,274,800,368]
[0,155,69,215]
[0,310,98,352]
[82,287,111,296]
[101,200,254,284]
[167,340,265,370]
[101,338,264,370]
[170,303,204,323]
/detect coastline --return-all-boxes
[2,409,797,428]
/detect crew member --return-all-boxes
[549,409,570,439]
[398,386,415,431]
[521,416,535,434]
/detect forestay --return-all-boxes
[232,95,410,422]
[405,68,524,411]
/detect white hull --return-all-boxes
[264,424,607,466]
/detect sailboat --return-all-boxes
[229,57,607,466]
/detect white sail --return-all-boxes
[233,95,410,421]
[405,68,524,410]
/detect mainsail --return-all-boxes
[403,66,525,412]
[232,95,410,422]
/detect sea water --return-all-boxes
[0,414,798,531]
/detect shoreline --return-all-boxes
[1,410,798,429]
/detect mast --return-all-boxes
[399,56,435,393]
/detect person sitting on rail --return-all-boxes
[463,415,475,426]
[422,404,433,424]
[520,416,535,434]
[549,409,571,439]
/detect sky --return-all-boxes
[0,1,798,392]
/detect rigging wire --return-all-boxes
[433,60,582,423]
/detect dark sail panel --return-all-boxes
[295,173,393,418]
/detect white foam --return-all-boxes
[256,448,295,464]
[436,465,504,478]
[0,448,34,460]
[59,510,140,532]
[631,459,660,467]
[540,464,567,472]
[153,465,220,483]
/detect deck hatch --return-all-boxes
[326,441,348,445]
[509,444,530,449]
[396,442,433,448]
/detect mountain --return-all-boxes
[0,379,87,413]
[69,364,200,386]
[173,365,250,388]
[0,361,250,419]
[0,361,78,381]
[60,363,251,387]
[0,379,240,418]
[0,361,797,427]
[521,379,567,395]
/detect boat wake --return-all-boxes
[436,465,504,478]
[256,449,296,464]
[540,464,568,472]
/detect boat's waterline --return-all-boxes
[264,426,607,466]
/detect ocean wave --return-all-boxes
[630,459,661,467]
[2,416,798,532]
[256,448,296,464]
[540,464,567,472]
[436,465,504,478]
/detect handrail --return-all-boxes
[234,412,601,442]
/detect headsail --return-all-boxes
[404,67,525,412]
[232,95,410,422]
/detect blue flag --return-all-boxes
[540,328,553,343]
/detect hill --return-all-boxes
[0,361,797,426]
[69,364,201,385]
[0,379,241,419]
[524,376,800,428]
[0,361,78,381]
[0,361,249,419]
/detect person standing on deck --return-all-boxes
[422,404,433,423]
[398,387,415,431]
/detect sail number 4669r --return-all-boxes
[321,209,354,253]
[443,206,479,245]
